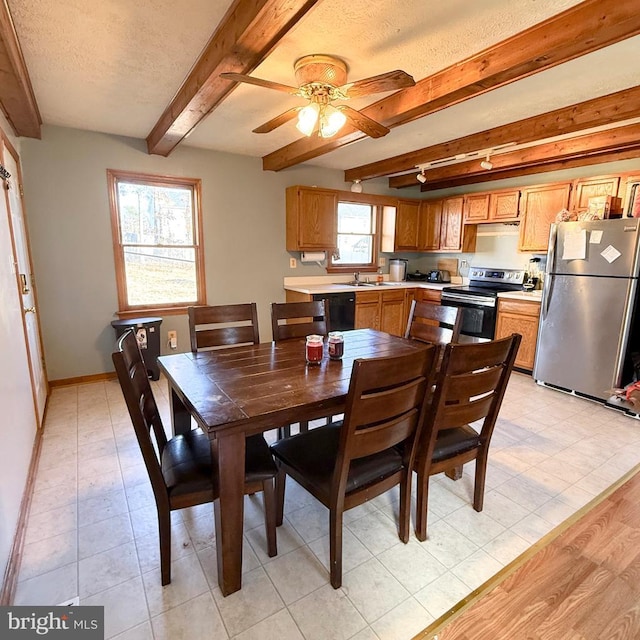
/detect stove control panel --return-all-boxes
[469,268,525,285]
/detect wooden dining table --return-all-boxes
[157,328,428,596]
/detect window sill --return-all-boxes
[115,306,193,319]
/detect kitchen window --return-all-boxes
[329,200,379,272]
[108,170,206,315]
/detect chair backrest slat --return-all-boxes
[333,345,439,495]
[271,300,329,342]
[112,329,169,504]
[405,300,462,345]
[189,303,260,352]
[418,333,521,460]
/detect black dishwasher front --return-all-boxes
[312,292,355,332]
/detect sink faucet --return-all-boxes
[353,272,360,283]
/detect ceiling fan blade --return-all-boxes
[220,72,300,95]
[252,107,302,134]
[340,70,415,99]
[338,106,390,138]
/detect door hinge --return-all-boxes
[19,183,24,197]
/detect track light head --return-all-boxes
[480,152,493,170]
[416,171,427,184]
[350,179,363,193]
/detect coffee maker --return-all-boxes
[524,257,541,291]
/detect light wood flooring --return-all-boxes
[417,463,640,640]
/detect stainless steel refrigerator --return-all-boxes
[534,218,640,404]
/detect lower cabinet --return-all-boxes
[355,289,411,337]
[495,297,541,370]
[417,288,442,305]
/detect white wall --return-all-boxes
[0,117,37,588]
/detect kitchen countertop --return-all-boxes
[284,281,451,294]
[497,290,542,302]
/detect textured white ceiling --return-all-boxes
[7,0,640,175]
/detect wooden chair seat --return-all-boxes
[113,329,278,585]
[270,344,439,588]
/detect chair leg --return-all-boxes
[329,508,343,589]
[275,467,286,527]
[262,478,278,557]
[415,473,429,542]
[158,508,172,585]
[445,464,463,481]
[474,451,488,512]
[398,472,411,543]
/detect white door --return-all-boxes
[3,144,47,425]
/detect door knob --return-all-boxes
[24,307,36,313]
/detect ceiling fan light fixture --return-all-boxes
[296,103,319,136]
[319,104,347,138]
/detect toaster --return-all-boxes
[426,270,451,283]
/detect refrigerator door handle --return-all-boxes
[547,223,558,274]
[542,273,553,320]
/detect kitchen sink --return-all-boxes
[346,281,376,287]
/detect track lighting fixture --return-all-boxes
[480,153,493,170]
[350,179,363,193]
[416,170,427,184]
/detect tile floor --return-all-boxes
[13,372,640,640]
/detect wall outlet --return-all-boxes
[378,257,386,266]
[168,330,177,349]
[289,257,297,268]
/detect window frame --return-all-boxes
[327,197,381,273]
[107,169,206,317]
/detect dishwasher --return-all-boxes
[312,292,355,331]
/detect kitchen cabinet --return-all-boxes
[354,289,407,337]
[286,185,337,251]
[495,297,541,370]
[463,189,520,224]
[417,288,442,305]
[440,197,466,252]
[569,175,621,215]
[394,200,421,251]
[518,182,572,252]
[418,200,442,251]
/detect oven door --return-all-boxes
[440,291,496,340]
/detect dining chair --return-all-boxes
[413,333,521,541]
[270,344,440,588]
[271,299,330,437]
[112,329,278,585]
[405,300,462,345]
[188,302,260,352]
[270,299,329,342]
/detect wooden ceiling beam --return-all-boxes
[262,0,640,172]
[386,123,640,189]
[416,148,640,192]
[146,0,319,157]
[0,0,41,138]
[347,86,640,184]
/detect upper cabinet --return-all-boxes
[463,189,520,224]
[418,200,442,251]
[569,175,622,216]
[393,200,421,251]
[286,186,337,251]
[518,182,572,252]
[439,197,465,251]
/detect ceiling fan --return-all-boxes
[220,55,415,139]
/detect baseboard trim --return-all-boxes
[49,371,117,387]
[0,425,44,605]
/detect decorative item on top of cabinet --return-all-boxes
[518,182,572,253]
[569,175,622,217]
[286,185,337,251]
[495,297,540,370]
